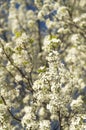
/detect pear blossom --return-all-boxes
[0,0,86,130]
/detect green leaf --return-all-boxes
[29,38,34,44]
[15,31,22,38]
[0,99,3,104]
[37,66,46,73]
[49,35,57,40]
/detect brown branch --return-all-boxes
[58,110,62,130]
[1,95,21,122]
[37,20,42,52]
[0,41,34,93]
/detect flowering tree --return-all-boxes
[0,0,86,130]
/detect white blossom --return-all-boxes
[0,0,86,130]
[70,96,83,110]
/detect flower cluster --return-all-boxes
[0,0,86,130]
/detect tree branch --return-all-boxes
[58,110,62,130]
[37,20,42,52]
[0,41,34,93]
[1,95,21,122]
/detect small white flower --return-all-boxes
[15,74,22,81]
[39,120,50,130]
[0,48,2,53]
[71,34,79,44]
[73,17,80,23]
[46,19,56,29]
[23,95,31,104]
[39,107,46,117]
[57,6,69,19]
[70,96,83,110]
[28,20,35,27]
[38,11,45,20]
